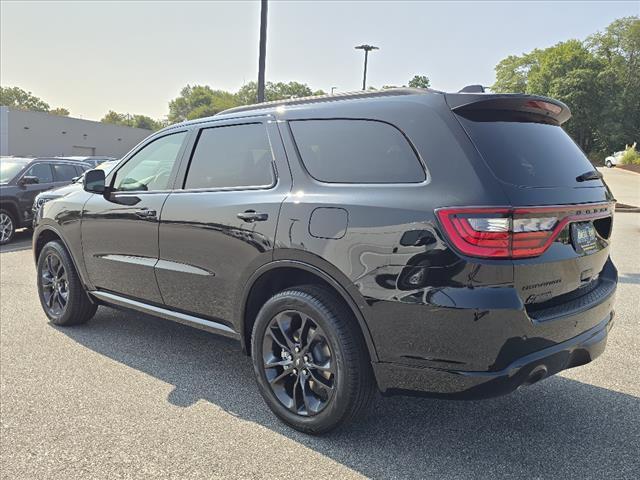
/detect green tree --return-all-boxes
[492,53,538,93]
[0,86,50,111]
[588,16,640,152]
[168,85,239,123]
[235,81,325,105]
[491,17,640,156]
[49,107,70,116]
[101,110,162,131]
[408,75,431,89]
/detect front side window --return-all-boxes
[290,119,426,183]
[24,163,54,183]
[53,164,78,182]
[114,131,188,192]
[184,123,274,190]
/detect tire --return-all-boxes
[606,160,613,168]
[36,240,97,326]
[0,209,16,245]
[251,284,376,434]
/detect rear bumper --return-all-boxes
[373,312,613,399]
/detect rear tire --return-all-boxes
[0,209,16,245]
[36,240,97,326]
[251,284,376,434]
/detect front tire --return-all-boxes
[251,284,375,434]
[37,240,97,326]
[606,160,613,168]
[0,209,16,245]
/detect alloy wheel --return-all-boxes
[262,310,336,416]
[0,212,13,243]
[41,253,69,316]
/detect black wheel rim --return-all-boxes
[262,310,336,416]
[41,253,69,316]
[0,212,13,243]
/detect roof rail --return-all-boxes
[458,85,486,93]
[217,88,430,116]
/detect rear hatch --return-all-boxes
[442,93,616,320]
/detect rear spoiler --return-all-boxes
[445,93,571,125]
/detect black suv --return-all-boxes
[32,89,617,433]
[0,157,90,244]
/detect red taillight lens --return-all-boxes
[436,204,612,259]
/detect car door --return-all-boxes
[81,130,190,304]
[16,162,55,224]
[156,118,291,324]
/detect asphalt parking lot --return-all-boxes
[1,192,639,479]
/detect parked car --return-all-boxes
[32,88,617,434]
[604,151,624,168]
[32,160,120,215]
[0,157,90,244]
[57,156,117,169]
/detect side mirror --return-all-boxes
[83,169,106,194]
[19,175,39,186]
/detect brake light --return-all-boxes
[436,204,612,259]
[524,100,563,115]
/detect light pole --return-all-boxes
[355,44,379,90]
[257,0,268,103]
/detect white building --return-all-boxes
[0,106,152,158]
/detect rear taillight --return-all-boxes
[436,204,612,259]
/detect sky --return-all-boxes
[1,1,638,121]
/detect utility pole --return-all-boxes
[331,87,337,95]
[257,0,268,103]
[355,44,379,90]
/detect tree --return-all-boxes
[492,54,537,93]
[235,81,325,105]
[49,107,70,116]
[168,85,239,123]
[587,16,640,152]
[0,86,50,111]
[490,17,639,156]
[408,75,431,89]
[101,110,162,131]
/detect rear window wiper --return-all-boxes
[576,170,603,182]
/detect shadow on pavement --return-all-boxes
[60,307,640,479]
[0,229,33,253]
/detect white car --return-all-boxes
[604,151,624,168]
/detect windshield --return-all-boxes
[456,115,597,188]
[0,159,29,184]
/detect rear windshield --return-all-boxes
[456,115,596,188]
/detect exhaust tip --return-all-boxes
[523,365,548,386]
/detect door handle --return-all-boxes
[237,210,268,223]
[135,208,157,219]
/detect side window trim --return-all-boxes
[288,117,429,185]
[178,119,278,193]
[108,129,191,193]
[20,162,54,184]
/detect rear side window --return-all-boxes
[53,164,78,182]
[290,119,425,183]
[184,123,274,190]
[456,115,596,188]
[24,163,53,183]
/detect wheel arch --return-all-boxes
[239,260,379,362]
[0,200,20,224]
[33,225,92,291]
